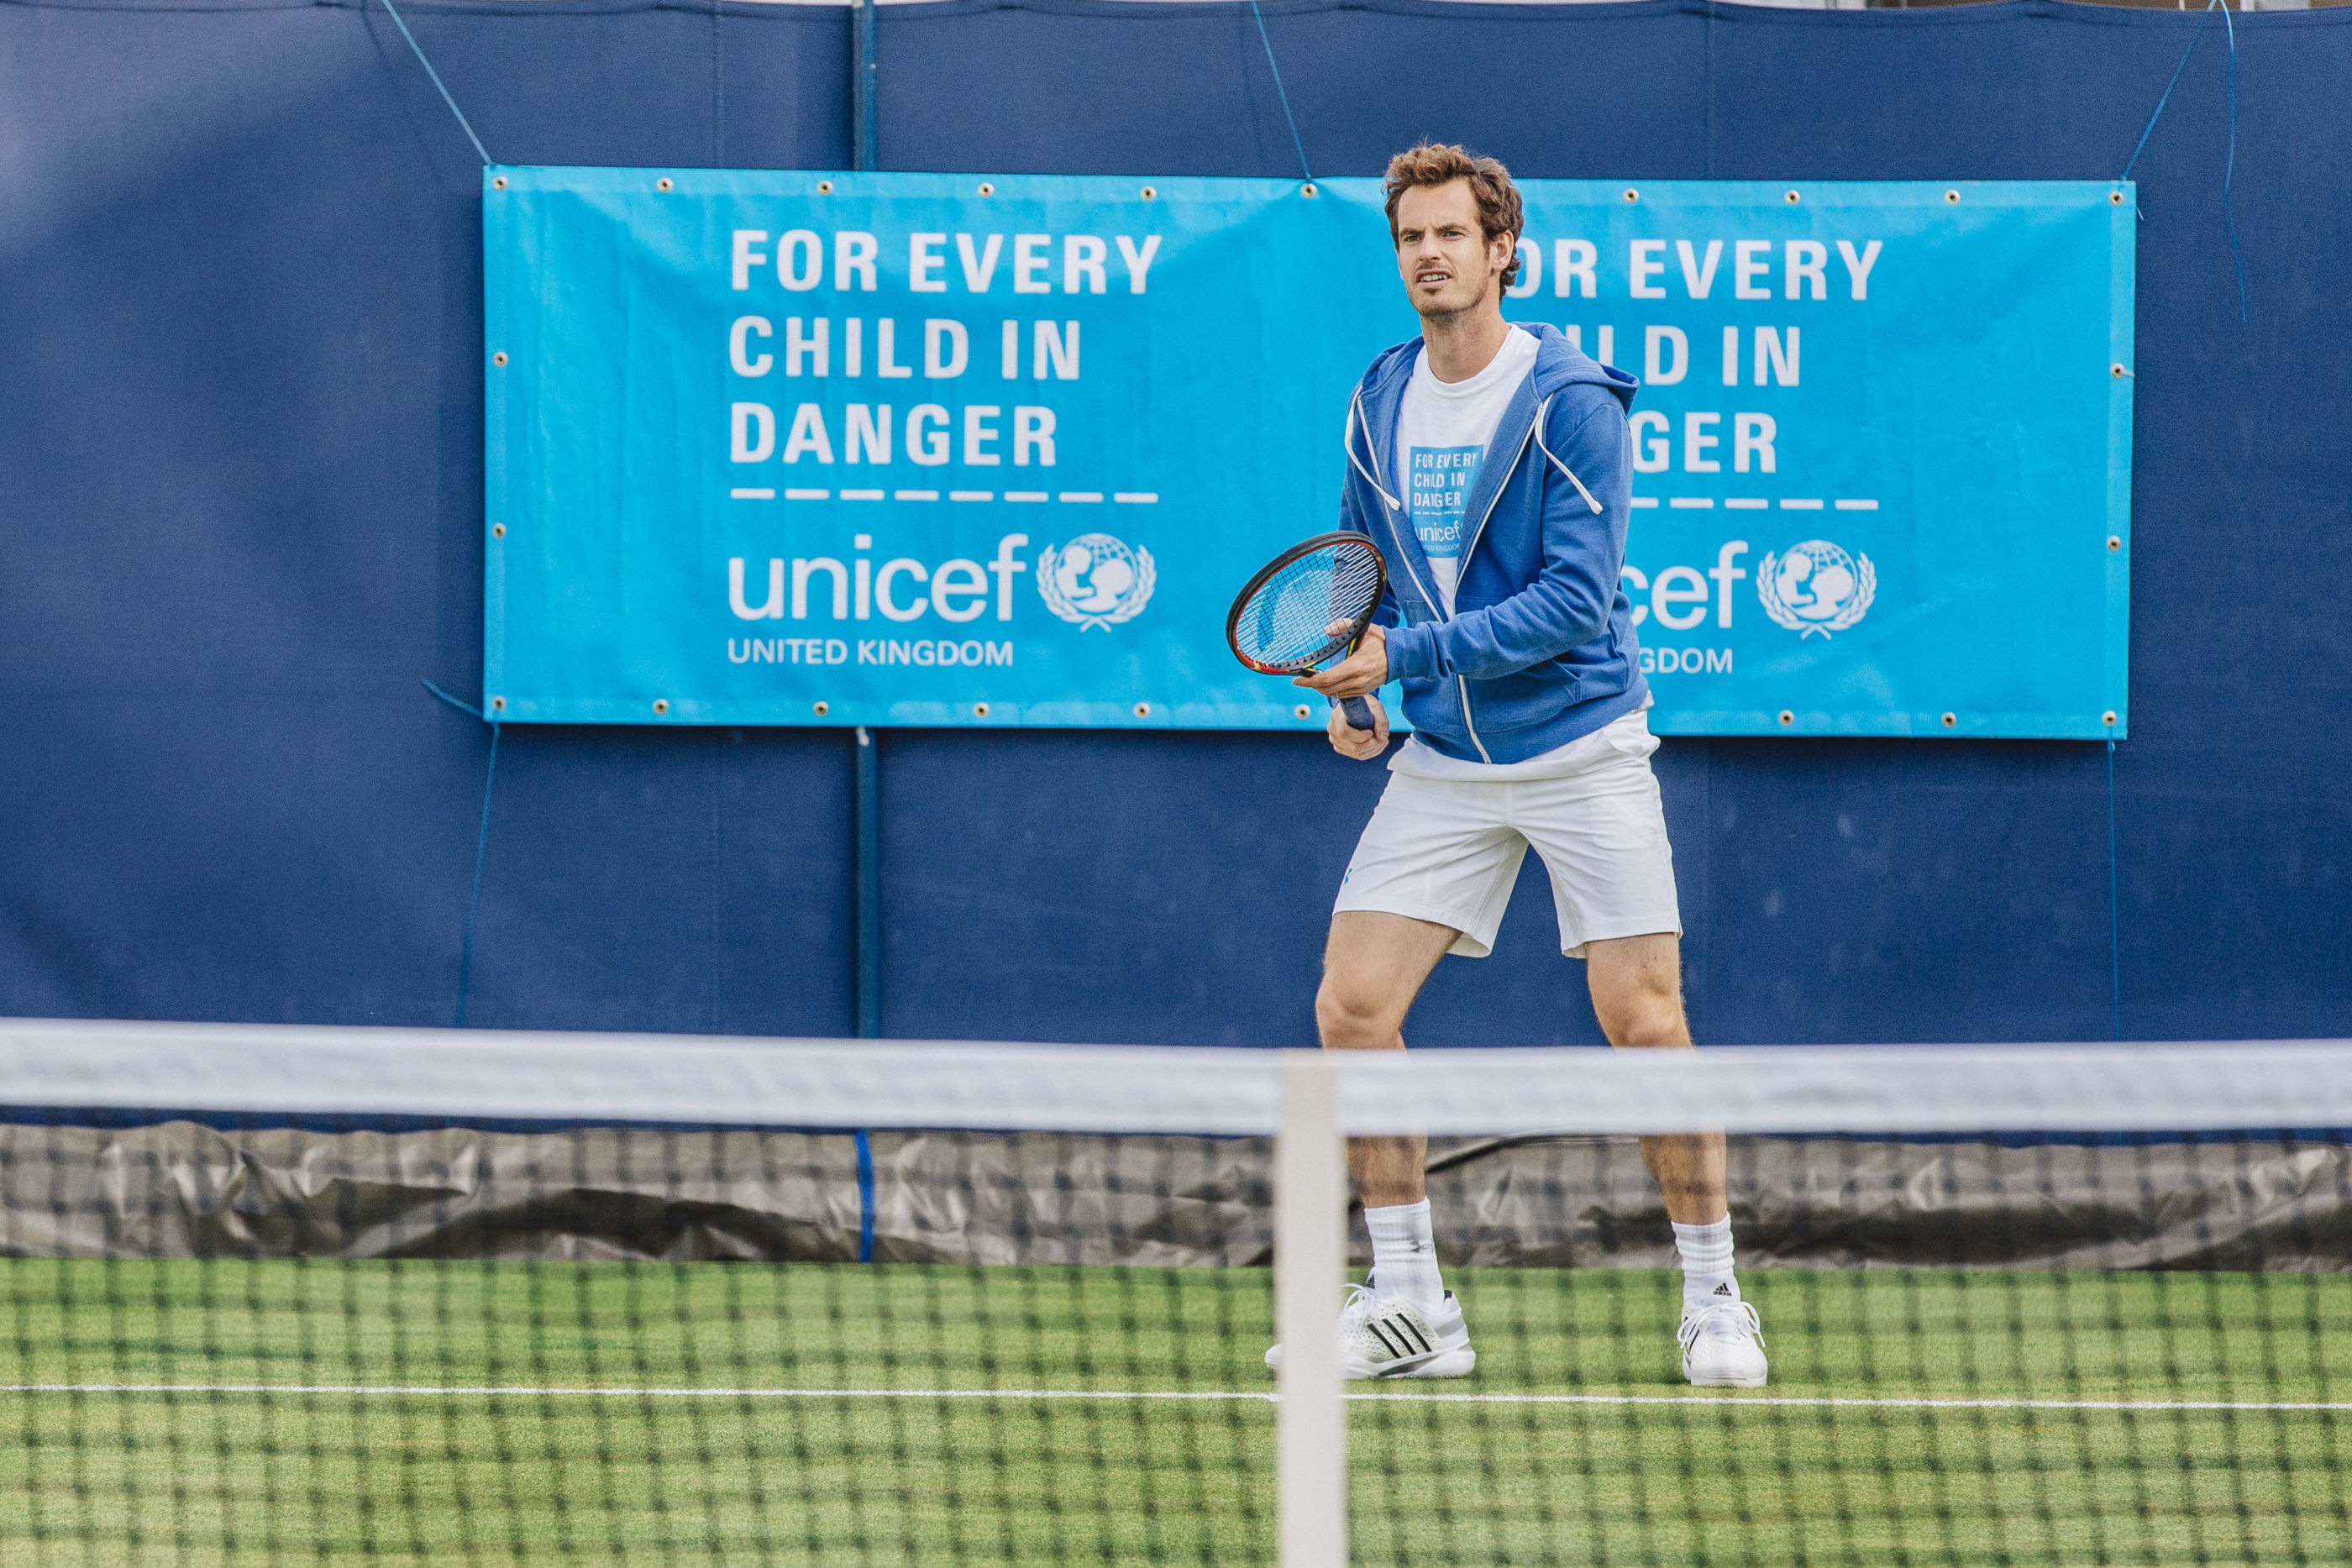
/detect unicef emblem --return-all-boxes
[1758,539,1876,639]
[1036,533,1157,632]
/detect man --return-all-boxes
[1267,144,1767,1388]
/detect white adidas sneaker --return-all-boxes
[1678,1297,1769,1387]
[1266,1283,1476,1380]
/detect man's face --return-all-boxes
[1393,180,1512,320]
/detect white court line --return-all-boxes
[7,1385,2344,1413]
[0,1383,1267,1403]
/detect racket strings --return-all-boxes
[1232,548,1383,672]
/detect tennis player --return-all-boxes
[1267,144,1767,1387]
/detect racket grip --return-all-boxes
[1338,695,1376,732]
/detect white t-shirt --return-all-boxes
[1394,325,1540,616]
[1391,700,1656,781]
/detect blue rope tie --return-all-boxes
[423,680,502,1026]
[1247,0,1313,183]
[2118,0,2245,323]
[2218,1,2245,324]
[2106,738,2122,1043]
[421,679,485,721]
[376,0,494,167]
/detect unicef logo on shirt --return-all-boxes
[1036,533,1157,631]
[1758,539,1876,639]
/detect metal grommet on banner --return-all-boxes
[816,180,833,195]
[1784,190,1801,204]
[652,699,669,716]
[491,523,506,538]
[2108,535,2123,551]
[1777,710,1795,727]
[1945,190,1961,204]
[655,177,673,192]
[1623,189,1639,203]
[492,352,507,367]
[1141,186,1158,201]
[2112,364,2132,378]
[1294,705,1311,720]
[977,182,995,197]
[2110,191,2125,206]
[1133,702,1151,718]
[1300,183,1317,198]
[2103,711,2118,728]
[491,176,507,191]
[974,702,990,718]
[812,701,829,717]
[1941,712,1956,728]
[490,696,506,712]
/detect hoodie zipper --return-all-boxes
[1447,413,1539,764]
[1349,387,1441,622]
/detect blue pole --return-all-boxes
[853,725,880,1260]
[850,0,877,171]
[855,726,880,1037]
[854,1129,877,1263]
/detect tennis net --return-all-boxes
[0,1019,2346,1565]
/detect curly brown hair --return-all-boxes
[1383,142,1525,291]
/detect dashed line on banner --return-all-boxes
[732,489,1159,504]
[1631,496,1875,512]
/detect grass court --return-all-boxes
[2,1258,2344,1565]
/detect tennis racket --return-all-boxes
[1225,531,1387,732]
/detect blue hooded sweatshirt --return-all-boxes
[1341,323,1648,765]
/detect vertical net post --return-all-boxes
[1276,1051,1347,1566]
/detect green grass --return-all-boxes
[0,1258,2345,1565]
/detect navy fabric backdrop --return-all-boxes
[2,0,2344,1046]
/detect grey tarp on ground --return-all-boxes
[0,1124,2343,1270]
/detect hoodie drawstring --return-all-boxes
[1531,394,1604,516]
[1344,391,1404,512]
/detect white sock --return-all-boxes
[1672,1217,1738,1314]
[1364,1200,1444,1312]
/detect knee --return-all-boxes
[1315,978,1403,1051]
[1593,977,1688,1049]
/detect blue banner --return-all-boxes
[483,168,2132,737]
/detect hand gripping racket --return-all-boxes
[1225,532,1387,732]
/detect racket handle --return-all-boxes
[1338,695,1376,732]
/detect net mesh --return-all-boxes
[1,1028,2346,1566]
[1230,543,1383,672]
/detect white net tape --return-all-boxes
[5,1018,2349,1135]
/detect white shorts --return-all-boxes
[1332,710,1682,959]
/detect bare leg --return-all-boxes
[1586,932,1726,1226]
[1316,910,1459,1208]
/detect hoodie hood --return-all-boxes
[1355,321,1638,412]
